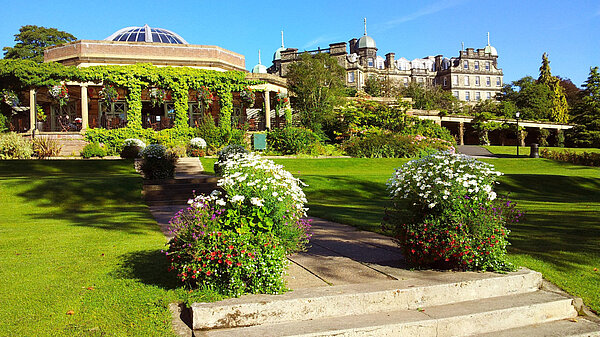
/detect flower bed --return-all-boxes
[540,148,600,167]
[384,152,521,271]
[166,152,311,296]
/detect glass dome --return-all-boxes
[105,24,188,44]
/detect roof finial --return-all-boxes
[461,41,464,51]
[364,17,367,36]
[487,32,490,46]
[281,30,285,48]
[258,49,262,65]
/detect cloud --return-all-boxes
[381,0,469,31]
[302,35,339,49]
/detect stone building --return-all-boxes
[268,22,503,102]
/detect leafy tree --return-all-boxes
[286,52,345,132]
[500,76,553,120]
[399,81,457,111]
[537,53,569,123]
[558,76,583,109]
[568,66,600,147]
[3,25,76,63]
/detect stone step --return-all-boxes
[473,317,600,337]
[199,290,577,337]
[192,269,542,330]
[143,176,220,186]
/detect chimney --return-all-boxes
[349,38,358,54]
[385,52,395,69]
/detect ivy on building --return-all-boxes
[0,59,262,131]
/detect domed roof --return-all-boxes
[484,45,498,56]
[105,24,188,44]
[484,32,497,56]
[273,47,286,61]
[357,35,376,49]
[252,64,268,74]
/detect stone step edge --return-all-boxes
[192,269,542,330]
[143,177,220,185]
[472,317,600,337]
[198,290,576,337]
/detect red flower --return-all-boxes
[206,271,212,276]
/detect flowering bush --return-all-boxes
[384,152,517,271]
[540,148,600,167]
[166,152,311,295]
[187,137,207,157]
[214,144,248,176]
[343,131,454,158]
[120,138,146,159]
[140,144,177,179]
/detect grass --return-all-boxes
[0,160,219,337]
[484,145,600,157]
[203,156,600,313]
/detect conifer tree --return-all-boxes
[570,66,600,147]
[537,53,569,123]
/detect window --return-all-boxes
[496,77,501,86]
[452,75,458,85]
[403,78,409,87]
[368,58,374,67]
[475,92,481,101]
[463,60,469,69]
[189,103,206,127]
[418,77,424,84]
[443,77,447,86]
[475,76,480,86]
[464,76,470,86]
[474,61,479,70]
[485,61,490,71]
[453,91,459,99]
[486,77,491,86]
[486,92,492,99]
[465,91,471,101]
[348,71,355,83]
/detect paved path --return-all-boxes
[456,145,498,158]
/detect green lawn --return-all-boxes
[484,145,600,157]
[0,160,218,337]
[203,156,600,313]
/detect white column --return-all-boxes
[29,89,36,132]
[264,90,271,130]
[80,84,89,131]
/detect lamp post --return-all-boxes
[515,111,520,157]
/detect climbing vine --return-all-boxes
[0,59,262,131]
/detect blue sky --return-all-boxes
[1,0,598,87]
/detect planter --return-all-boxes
[36,121,45,131]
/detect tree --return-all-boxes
[499,76,553,120]
[3,25,76,63]
[537,53,569,123]
[399,81,457,111]
[286,52,345,131]
[568,66,600,147]
[558,76,583,109]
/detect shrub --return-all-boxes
[32,137,62,159]
[166,152,311,296]
[267,127,320,155]
[80,142,107,158]
[193,116,247,154]
[140,144,177,179]
[384,152,517,271]
[0,132,33,159]
[401,117,455,143]
[187,137,207,157]
[120,138,146,159]
[343,131,454,158]
[214,144,248,176]
[540,148,600,167]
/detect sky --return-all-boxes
[0,0,598,87]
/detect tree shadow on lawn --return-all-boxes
[7,160,158,235]
[497,174,600,204]
[111,249,181,290]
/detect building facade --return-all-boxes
[268,27,503,102]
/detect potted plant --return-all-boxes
[240,87,255,107]
[49,84,69,107]
[36,104,46,131]
[149,87,166,107]
[197,86,214,110]
[99,84,118,104]
[0,89,19,107]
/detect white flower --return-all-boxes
[230,195,245,203]
[216,199,226,206]
[250,197,264,207]
[189,137,207,149]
